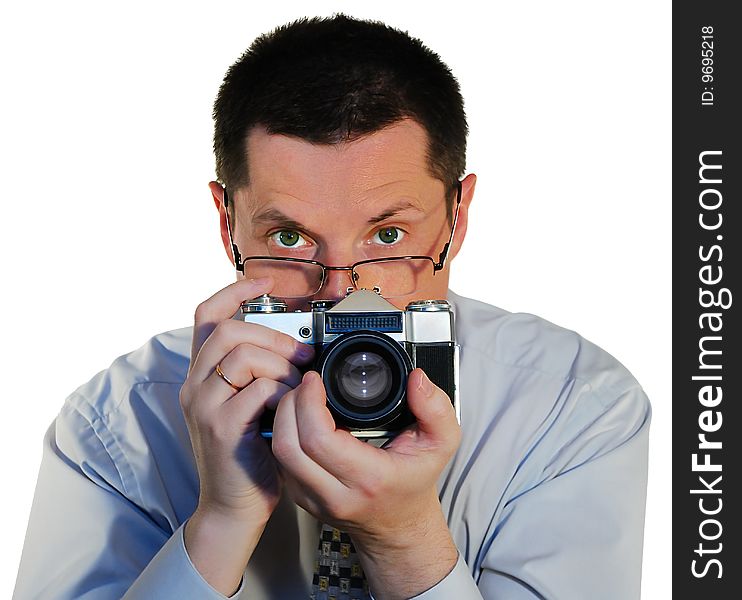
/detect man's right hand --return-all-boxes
[178,277,315,595]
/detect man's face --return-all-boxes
[214,118,474,310]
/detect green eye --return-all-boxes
[376,227,400,244]
[269,229,310,250]
[277,230,301,247]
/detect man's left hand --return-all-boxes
[272,368,461,599]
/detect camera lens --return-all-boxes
[317,331,412,429]
[335,351,393,408]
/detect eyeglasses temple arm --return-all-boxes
[222,187,244,272]
[435,180,463,271]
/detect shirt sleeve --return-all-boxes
[477,384,651,599]
[14,400,246,600]
[410,553,482,599]
[416,383,651,600]
[123,521,246,599]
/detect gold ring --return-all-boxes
[215,362,243,392]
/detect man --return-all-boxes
[14,14,650,600]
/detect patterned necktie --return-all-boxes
[311,523,371,600]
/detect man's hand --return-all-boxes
[179,276,315,595]
[272,368,462,600]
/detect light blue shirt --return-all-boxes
[14,291,650,599]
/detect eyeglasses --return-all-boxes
[222,181,462,299]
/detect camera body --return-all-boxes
[237,289,459,438]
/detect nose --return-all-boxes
[317,267,356,302]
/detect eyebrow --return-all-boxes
[251,201,424,230]
[251,208,307,231]
[366,201,424,224]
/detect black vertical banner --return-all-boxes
[673,3,740,597]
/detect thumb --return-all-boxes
[405,369,459,443]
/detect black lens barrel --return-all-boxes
[317,330,412,429]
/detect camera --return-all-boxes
[237,289,459,438]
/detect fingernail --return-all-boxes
[418,370,433,397]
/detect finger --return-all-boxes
[293,371,386,487]
[219,377,292,433]
[190,277,274,370]
[205,342,305,394]
[191,319,314,383]
[403,369,460,447]
[271,380,348,496]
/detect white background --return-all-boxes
[0,1,671,597]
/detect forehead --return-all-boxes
[243,118,444,214]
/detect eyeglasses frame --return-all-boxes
[221,180,463,293]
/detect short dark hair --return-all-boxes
[213,14,467,209]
